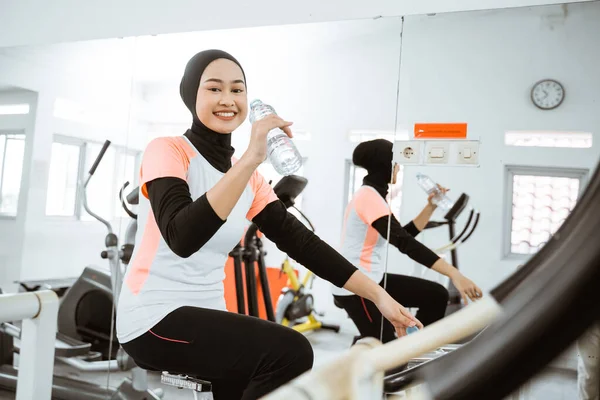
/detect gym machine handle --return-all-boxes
[119,182,137,220]
[89,140,111,176]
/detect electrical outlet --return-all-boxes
[455,140,480,165]
[393,140,422,164]
[425,141,450,164]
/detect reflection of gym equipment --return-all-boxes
[386,164,600,397]
[229,224,277,322]
[421,193,480,316]
[1,140,162,399]
[272,176,340,334]
[228,175,339,334]
[384,162,600,398]
[57,176,139,362]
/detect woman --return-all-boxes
[332,139,482,343]
[116,50,422,400]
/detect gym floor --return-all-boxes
[0,316,578,399]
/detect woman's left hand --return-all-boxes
[428,184,449,207]
[375,291,423,338]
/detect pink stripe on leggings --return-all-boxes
[149,329,191,344]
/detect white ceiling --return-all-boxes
[0,0,594,48]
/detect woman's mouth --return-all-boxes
[214,111,237,121]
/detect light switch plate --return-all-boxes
[425,141,450,164]
[455,140,480,165]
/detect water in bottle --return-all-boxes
[406,326,420,335]
[415,173,454,212]
[249,99,302,176]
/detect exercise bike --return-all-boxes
[228,175,340,334]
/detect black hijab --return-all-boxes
[352,139,394,198]
[180,49,246,172]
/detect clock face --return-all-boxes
[531,79,565,110]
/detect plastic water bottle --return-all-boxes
[406,326,419,335]
[416,173,454,212]
[249,99,302,176]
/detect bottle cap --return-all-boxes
[250,99,262,109]
[406,326,420,335]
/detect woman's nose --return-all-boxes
[219,96,235,107]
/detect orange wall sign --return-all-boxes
[414,123,468,139]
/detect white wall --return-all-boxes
[0,89,37,289]
[0,40,146,286]
[1,0,592,48]
[389,2,600,295]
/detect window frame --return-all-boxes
[343,159,404,220]
[46,134,141,221]
[46,135,87,220]
[503,164,589,259]
[0,130,27,219]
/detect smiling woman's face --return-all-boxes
[195,58,248,133]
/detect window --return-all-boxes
[0,132,26,216]
[348,130,409,143]
[82,142,117,221]
[505,131,592,149]
[0,104,30,115]
[45,135,140,220]
[45,141,82,216]
[257,159,307,210]
[344,161,404,217]
[505,166,587,256]
[344,131,407,218]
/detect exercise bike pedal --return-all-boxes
[161,372,214,399]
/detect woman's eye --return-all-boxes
[232,89,244,93]
[208,88,221,92]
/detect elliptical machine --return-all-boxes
[1,140,162,399]
[421,192,480,316]
[56,177,138,361]
[57,140,161,398]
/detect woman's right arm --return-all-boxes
[144,114,292,258]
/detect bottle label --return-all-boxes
[266,130,289,151]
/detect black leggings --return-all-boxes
[120,306,313,400]
[334,273,449,343]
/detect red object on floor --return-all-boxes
[223,257,298,320]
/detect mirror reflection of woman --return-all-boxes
[332,139,482,344]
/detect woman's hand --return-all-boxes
[374,290,423,338]
[427,184,449,207]
[450,271,483,305]
[245,114,293,166]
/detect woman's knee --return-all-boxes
[432,282,450,304]
[282,328,314,374]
